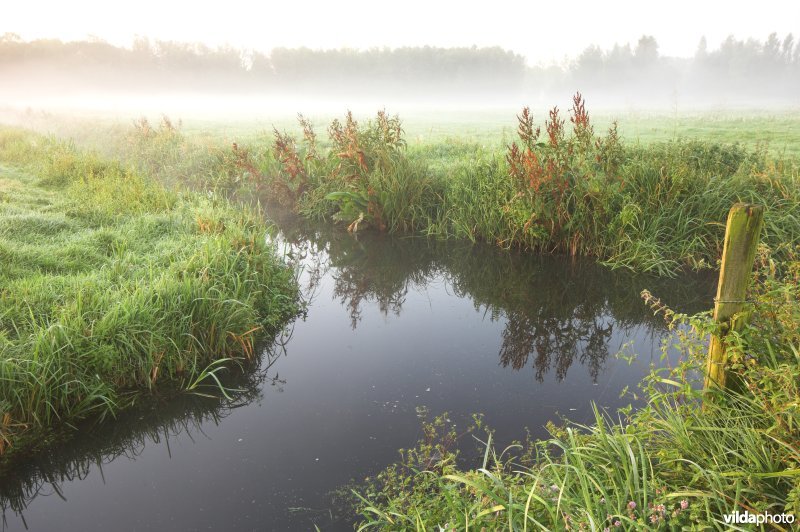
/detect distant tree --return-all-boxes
[573,44,605,88]
[1,32,22,43]
[695,36,708,59]
[633,35,659,66]
[781,34,795,62]
[0,34,797,103]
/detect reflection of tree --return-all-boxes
[499,313,613,382]
[0,336,291,521]
[272,212,715,383]
[327,238,419,328]
[446,251,629,383]
[274,215,441,329]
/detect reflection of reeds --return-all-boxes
[0,334,291,520]
[272,216,714,381]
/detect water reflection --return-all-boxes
[274,216,712,383]
[0,344,287,527]
[1,214,715,530]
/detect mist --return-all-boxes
[1,33,799,121]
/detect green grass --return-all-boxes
[0,129,299,456]
[54,106,793,278]
[251,105,800,276]
[8,105,800,155]
[174,109,800,159]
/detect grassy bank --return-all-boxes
[353,254,800,530]
[67,98,799,277]
[0,129,299,456]
[255,99,799,276]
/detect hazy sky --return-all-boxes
[5,1,799,64]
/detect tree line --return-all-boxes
[1,33,798,104]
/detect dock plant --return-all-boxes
[262,97,799,276]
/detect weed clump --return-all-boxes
[269,110,440,233]
[504,93,626,255]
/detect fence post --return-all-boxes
[704,203,764,395]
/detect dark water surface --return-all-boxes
[1,218,715,531]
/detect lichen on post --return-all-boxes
[704,203,764,395]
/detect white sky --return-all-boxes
[4,0,799,64]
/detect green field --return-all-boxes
[148,103,797,276]
[7,104,796,277]
[5,105,800,156]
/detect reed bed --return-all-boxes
[248,96,800,276]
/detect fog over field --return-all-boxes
[2,1,799,117]
[1,35,799,114]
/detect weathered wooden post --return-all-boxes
[704,203,764,395]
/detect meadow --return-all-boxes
[83,98,797,277]
[10,99,797,277]
[9,104,800,155]
[1,100,798,528]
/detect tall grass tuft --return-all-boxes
[267,111,443,233]
[0,129,299,456]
